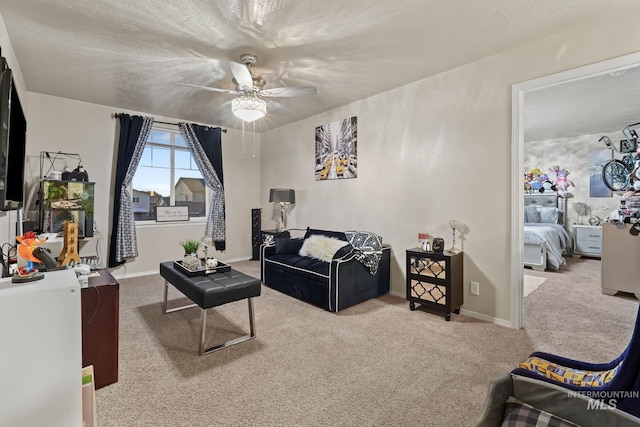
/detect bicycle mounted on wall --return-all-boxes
[599,122,640,192]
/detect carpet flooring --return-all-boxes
[94,258,638,426]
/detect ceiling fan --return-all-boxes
[176,53,317,122]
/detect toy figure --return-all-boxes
[538,173,557,193]
[524,173,533,194]
[13,231,47,282]
[549,166,574,198]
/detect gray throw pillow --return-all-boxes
[524,205,540,223]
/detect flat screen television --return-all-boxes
[0,56,26,211]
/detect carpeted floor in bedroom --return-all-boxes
[94,257,637,426]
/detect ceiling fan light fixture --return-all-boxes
[232,94,266,122]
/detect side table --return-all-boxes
[83,269,119,389]
[261,229,291,243]
[406,248,463,321]
[572,224,602,258]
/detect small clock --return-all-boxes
[432,237,445,253]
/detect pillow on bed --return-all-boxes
[524,205,540,223]
[537,206,559,224]
[299,235,349,262]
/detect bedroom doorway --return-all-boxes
[511,51,640,328]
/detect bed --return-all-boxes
[523,193,571,271]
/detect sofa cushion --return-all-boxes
[275,238,304,255]
[299,235,349,262]
[304,227,348,241]
[518,356,620,387]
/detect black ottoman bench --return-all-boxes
[159,261,261,355]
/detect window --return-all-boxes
[131,127,206,221]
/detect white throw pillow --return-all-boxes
[299,235,348,262]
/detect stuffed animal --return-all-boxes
[549,166,574,198]
[524,174,532,194]
[538,173,557,193]
[530,174,544,192]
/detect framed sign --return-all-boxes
[156,206,189,222]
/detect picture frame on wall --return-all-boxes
[314,116,357,180]
[589,149,613,197]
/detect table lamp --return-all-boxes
[269,188,295,232]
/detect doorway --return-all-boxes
[511,51,640,328]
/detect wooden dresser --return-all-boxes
[83,269,119,389]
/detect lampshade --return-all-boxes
[269,188,295,204]
[572,202,587,215]
[232,94,266,122]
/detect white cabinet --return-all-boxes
[0,270,82,426]
[601,223,640,299]
[572,225,602,258]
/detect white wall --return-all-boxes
[260,6,640,324]
[24,93,260,278]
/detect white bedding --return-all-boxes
[524,224,572,270]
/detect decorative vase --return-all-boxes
[182,253,201,271]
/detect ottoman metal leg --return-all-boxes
[162,280,197,314]
[200,297,256,355]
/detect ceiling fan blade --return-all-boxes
[174,82,236,95]
[230,61,253,90]
[262,86,318,97]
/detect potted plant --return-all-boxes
[180,239,201,271]
[180,239,201,256]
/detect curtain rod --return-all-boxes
[112,113,227,133]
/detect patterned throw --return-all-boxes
[518,356,621,387]
[345,231,383,275]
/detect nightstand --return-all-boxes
[572,225,602,258]
[261,229,290,244]
[406,248,463,321]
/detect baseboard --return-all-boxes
[459,308,512,328]
[389,290,511,328]
[389,289,404,299]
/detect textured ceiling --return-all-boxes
[524,64,640,142]
[1,0,639,132]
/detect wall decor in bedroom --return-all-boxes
[589,149,613,197]
[314,116,357,181]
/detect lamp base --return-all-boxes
[278,204,287,232]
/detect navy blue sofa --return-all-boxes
[260,228,391,312]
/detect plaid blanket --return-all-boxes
[345,231,383,275]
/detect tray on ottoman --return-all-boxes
[174,259,232,276]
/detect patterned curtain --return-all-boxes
[178,123,226,250]
[108,114,153,267]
